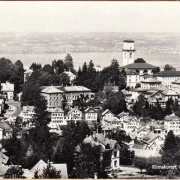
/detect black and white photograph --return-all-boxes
[0,1,180,179]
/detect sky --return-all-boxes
[0,2,180,33]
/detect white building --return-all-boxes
[60,70,76,84]
[123,116,140,134]
[171,78,180,93]
[24,69,33,82]
[20,106,35,124]
[141,77,162,90]
[84,107,98,124]
[48,107,67,129]
[155,70,180,88]
[41,86,64,111]
[126,70,140,88]
[164,113,180,135]
[1,82,14,101]
[67,107,83,122]
[83,133,120,170]
[40,86,93,108]
[148,88,179,108]
[122,40,135,66]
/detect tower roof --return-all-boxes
[123,39,134,43]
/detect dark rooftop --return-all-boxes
[155,70,180,77]
[122,63,158,69]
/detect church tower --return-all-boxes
[122,40,135,66]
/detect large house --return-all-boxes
[164,113,180,135]
[141,77,162,90]
[40,86,93,109]
[155,70,180,88]
[83,132,120,170]
[126,70,140,88]
[19,106,35,125]
[60,70,76,84]
[84,107,98,124]
[147,88,179,108]
[59,86,93,106]
[67,107,83,122]
[1,82,14,101]
[48,107,67,129]
[40,86,64,111]
[24,69,33,82]
[122,61,158,81]
[171,78,180,93]
[131,132,164,158]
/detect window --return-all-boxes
[114,160,117,167]
[114,151,117,157]
[130,53,132,58]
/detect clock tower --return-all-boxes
[122,40,135,66]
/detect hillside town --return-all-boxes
[0,40,180,178]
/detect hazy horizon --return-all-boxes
[0,2,180,33]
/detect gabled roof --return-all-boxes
[122,63,157,70]
[58,86,91,92]
[142,132,164,144]
[151,89,178,97]
[0,122,13,131]
[155,70,180,77]
[164,114,180,121]
[84,107,97,113]
[118,111,130,118]
[102,109,114,116]
[41,86,64,94]
[68,107,82,115]
[123,39,134,43]
[83,133,118,151]
[30,160,68,178]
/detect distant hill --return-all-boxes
[0,32,180,54]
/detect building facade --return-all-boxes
[84,107,98,124]
[141,77,162,89]
[41,86,64,111]
[155,70,180,88]
[1,82,14,101]
[122,40,135,66]
[126,70,140,88]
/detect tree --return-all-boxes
[34,162,61,178]
[53,121,91,174]
[52,60,64,74]
[73,143,107,178]
[164,64,175,71]
[42,64,54,74]
[60,73,70,86]
[2,134,27,166]
[64,53,74,71]
[165,99,173,116]
[30,63,42,71]
[103,91,127,115]
[162,130,178,165]
[134,58,146,63]
[133,157,147,173]
[32,93,50,127]
[4,166,25,179]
